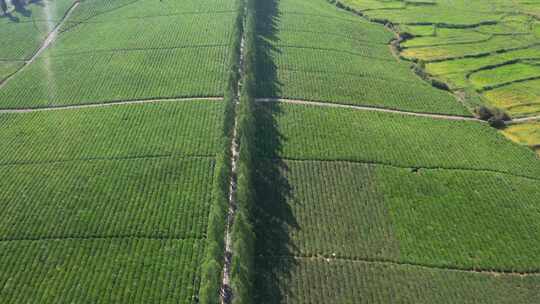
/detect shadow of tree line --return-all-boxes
[252,0,299,303]
[1,0,43,22]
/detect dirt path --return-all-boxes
[256,98,484,122]
[0,1,80,89]
[220,5,247,304]
[280,254,540,277]
[507,115,540,124]
[0,97,223,114]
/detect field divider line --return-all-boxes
[256,98,483,122]
[0,154,215,168]
[508,115,540,124]
[0,97,224,113]
[0,1,80,89]
[278,157,540,182]
[261,254,540,277]
[0,235,206,244]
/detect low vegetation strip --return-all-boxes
[0,101,223,164]
[257,103,540,178]
[0,47,230,108]
[0,238,205,304]
[255,160,540,274]
[255,258,540,304]
[0,0,237,108]
[0,157,214,241]
[225,0,258,302]
[50,12,236,56]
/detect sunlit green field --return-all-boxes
[256,0,469,115]
[251,0,540,302]
[342,0,540,158]
[2,0,540,302]
[0,0,234,301]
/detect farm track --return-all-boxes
[0,97,223,113]
[256,98,482,122]
[0,154,215,169]
[509,115,540,124]
[0,1,80,90]
[280,158,540,182]
[263,255,540,277]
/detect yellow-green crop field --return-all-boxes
[342,0,540,152]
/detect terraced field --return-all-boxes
[340,0,540,153]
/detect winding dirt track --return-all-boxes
[0,1,80,89]
[256,98,484,122]
[0,97,223,113]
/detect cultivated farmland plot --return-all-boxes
[342,0,540,150]
[0,0,235,300]
[252,0,540,302]
[1,0,540,302]
[0,0,236,107]
[256,0,470,115]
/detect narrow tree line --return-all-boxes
[198,0,246,303]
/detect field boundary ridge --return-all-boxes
[256,98,482,122]
[262,254,540,277]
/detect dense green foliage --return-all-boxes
[0,0,238,108]
[0,101,223,163]
[257,103,540,178]
[256,258,540,304]
[0,101,225,302]
[199,0,246,302]
[0,0,75,60]
[0,157,214,240]
[256,160,540,272]
[256,0,469,115]
[0,239,205,303]
[229,0,258,303]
